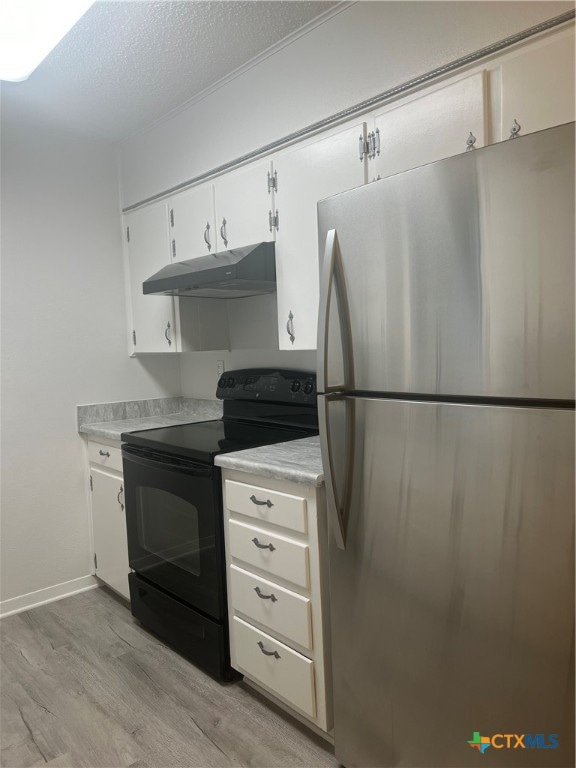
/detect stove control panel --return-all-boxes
[217,368,316,404]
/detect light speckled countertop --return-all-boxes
[215,435,323,486]
[79,396,323,486]
[78,397,222,442]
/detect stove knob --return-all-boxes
[290,379,301,393]
[226,376,235,388]
[217,376,227,389]
[303,381,314,395]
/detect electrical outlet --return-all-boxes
[216,360,225,379]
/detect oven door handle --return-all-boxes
[122,447,212,477]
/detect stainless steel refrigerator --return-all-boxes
[317,122,574,768]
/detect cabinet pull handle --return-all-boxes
[165,321,172,347]
[249,494,273,508]
[257,641,280,659]
[252,537,276,552]
[466,132,477,151]
[509,119,521,139]
[286,310,295,345]
[117,485,124,512]
[204,222,212,251]
[98,450,110,457]
[254,586,278,602]
[374,127,380,156]
[219,218,228,247]
[358,134,365,162]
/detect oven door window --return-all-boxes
[123,449,224,620]
[137,488,201,576]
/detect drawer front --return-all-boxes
[228,520,309,589]
[225,479,307,533]
[230,565,312,649]
[88,442,123,472]
[232,617,316,718]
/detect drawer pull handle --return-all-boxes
[257,641,280,659]
[98,450,110,457]
[254,586,278,603]
[250,494,273,508]
[252,537,276,552]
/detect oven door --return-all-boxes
[122,445,225,620]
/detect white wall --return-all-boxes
[0,116,181,606]
[180,350,317,400]
[119,1,574,207]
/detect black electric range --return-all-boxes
[120,369,318,680]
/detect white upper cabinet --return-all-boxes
[169,161,275,261]
[500,30,575,141]
[124,202,176,354]
[370,71,487,180]
[273,123,367,350]
[169,183,216,261]
[121,27,574,357]
[214,160,275,249]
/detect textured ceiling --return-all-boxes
[0,0,337,141]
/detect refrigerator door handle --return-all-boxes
[319,393,355,550]
[317,229,354,393]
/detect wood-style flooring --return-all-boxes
[0,587,339,768]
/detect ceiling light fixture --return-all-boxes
[0,0,94,82]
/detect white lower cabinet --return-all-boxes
[87,441,130,601]
[222,472,331,734]
[227,519,310,588]
[230,565,313,649]
[232,617,316,719]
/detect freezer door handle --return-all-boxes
[317,229,354,393]
[319,393,355,550]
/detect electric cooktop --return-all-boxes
[121,368,318,465]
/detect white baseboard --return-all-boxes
[0,575,99,619]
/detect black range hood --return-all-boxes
[143,241,276,299]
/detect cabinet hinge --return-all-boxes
[172,239,176,259]
[90,475,93,492]
[359,130,380,161]
[267,170,278,193]
[94,553,98,570]
[132,330,137,346]
[268,210,279,232]
[126,226,130,242]
[170,208,174,227]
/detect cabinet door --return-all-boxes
[214,160,274,250]
[273,123,367,350]
[500,31,575,140]
[91,468,129,600]
[169,183,216,261]
[372,71,486,180]
[125,203,176,354]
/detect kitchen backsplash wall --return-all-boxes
[180,350,317,399]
